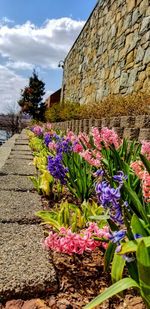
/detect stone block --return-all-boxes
[140,16,150,34]
[113,127,124,139]
[135,115,150,128]
[128,68,138,86]
[120,72,129,88]
[123,14,132,31]
[101,118,110,128]
[126,50,134,65]
[127,0,136,12]
[94,119,102,129]
[83,119,90,134]
[123,128,140,140]
[141,32,150,45]
[120,116,136,128]
[135,46,145,63]
[0,223,57,300]
[132,8,140,25]
[109,117,121,128]
[138,128,150,140]
[139,0,149,15]
[146,6,150,16]
[143,47,150,65]
[128,32,140,53]
[111,78,120,94]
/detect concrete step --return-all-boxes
[0,191,41,224]
[0,223,58,301]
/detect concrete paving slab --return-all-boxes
[0,160,35,176]
[12,145,31,151]
[8,155,33,160]
[0,223,58,301]
[15,140,29,145]
[9,150,32,157]
[0,191,41,224]
[0,175,34,191]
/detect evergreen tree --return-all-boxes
[18,70,45,120]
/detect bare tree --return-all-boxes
[4,102,21,136]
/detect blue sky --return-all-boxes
[0,0,96,113]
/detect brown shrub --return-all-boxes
[79,93,150,119]
[45,93,150,122]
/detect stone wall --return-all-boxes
[61,0,150,104]
[51,115,150,140]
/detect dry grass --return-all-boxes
[45,93,150,122]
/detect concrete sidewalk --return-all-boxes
[0,131,57,301]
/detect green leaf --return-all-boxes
[104,242,117,272]
[83,278,139,309]
[123,182,149,224]
[89,215,110,221]
[111,253,125,283]
[131,214,149,237]
[35,211,60,230]
[118,237,150,255]
[140,154,150,174]
[137,240,150,307]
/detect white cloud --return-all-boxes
[0,17,85,114]
[0,65,27,114]
[0,18,85,69]
[0,17,14,26]
[6,61,33,70]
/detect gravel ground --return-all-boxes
[0,191,41,224]
[0,175,34,191]
[0,223,58,301]
[0,160,35,176]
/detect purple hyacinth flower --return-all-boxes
[44,133,52,147]
[109,230,126,243]
[113,171,128,184]
[95,169,104,177]
[47,154,68,184]
[95,180,123,224]
[56,138,72,155]
[134,234,142,239]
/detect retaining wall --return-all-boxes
[51,115,150,140]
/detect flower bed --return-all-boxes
[27,123,150,308]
